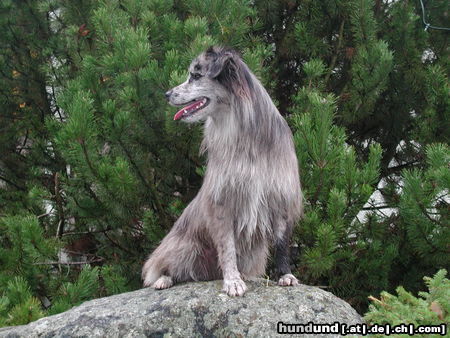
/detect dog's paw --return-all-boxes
[152,275,174,290]
[142,274,153,288]
[222,278,247,297]
[278,273,299,286]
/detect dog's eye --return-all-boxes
[190,73,202,80]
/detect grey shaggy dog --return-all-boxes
[142,46,303,296]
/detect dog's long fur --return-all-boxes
[142,46,303,296]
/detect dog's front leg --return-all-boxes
[212,229,247,297]
[275,225,299,286]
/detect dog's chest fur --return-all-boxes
[200,116,286,240]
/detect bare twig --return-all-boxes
[104,231,135,255]
[55,172,65,238]
[33,258,104,266]
[361,205,393,211]
[62,227,112,236]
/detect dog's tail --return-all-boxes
[142,254,163,287]
[141,228,184,286]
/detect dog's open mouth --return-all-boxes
[173,97,210,121]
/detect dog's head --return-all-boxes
[166,46,250,123]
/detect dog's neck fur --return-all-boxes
[201,69,283,160]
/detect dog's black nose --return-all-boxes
[165,90,172,100]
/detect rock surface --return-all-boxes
[0,279,363,337]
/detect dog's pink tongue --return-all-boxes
[173,100,201,121]
[173,109,185,121]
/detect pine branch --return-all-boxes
[384,161,420,175]
[80,141,119,203]
[413,200,447,254]
[312,164,326,207]
[325,20,345,87]
[54,172,66,238]
[117,138,165,217]
[0,174,26,191]
[416,200,442,227]
[363,199,392,218]
[103,231,135,255]
[80,141,98,179]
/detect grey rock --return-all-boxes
[0,279,363,337]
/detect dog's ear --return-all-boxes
[208,51,234,79]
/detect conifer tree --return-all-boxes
[0,0,62,215]
[253,0,448,169]
[1,0,271,325]
[254,0,449,310]
[49,0,269,291]
[365,269,449,334]
[0,0,448,325]
[290,59,394,308]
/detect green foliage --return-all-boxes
[399,144,450,266]
[48,266,99,316]
[0,215,110,325]
[101,265,128,296]
[0,0,269,326]
[0,0,448,327]
[142,209,165,246]
[365,269,449,336]
[0,277,43,327]
[416,65,450,144]
[0,216,51,326]
[291,62,394,308]
[290,59,448,311]
[0,215,58,290]
[343,40,393,122]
